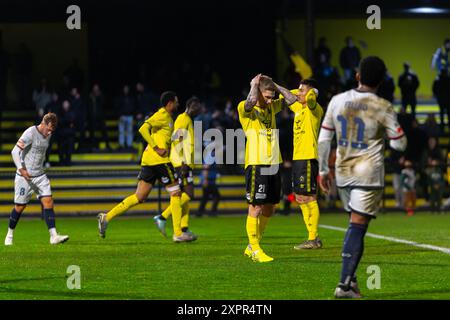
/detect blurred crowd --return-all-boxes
[1,37,450,213]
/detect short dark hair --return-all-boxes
[160,91,177,106]
[444,38,450,45]
[186,96,201,109]
[359,56,387,87]
[299,78,318,89]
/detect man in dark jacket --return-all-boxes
[433,69,450,131]
[340,37,361,83]
[398,63,419,118]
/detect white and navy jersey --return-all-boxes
[321,89,405,188]
[16,126,50,177]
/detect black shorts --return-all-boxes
[138,163,178,186]
[245,165,281,205]
[292,159,318,195]
[175,166,194,189]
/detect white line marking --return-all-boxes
[320,224,450,255]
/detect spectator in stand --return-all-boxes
[397,106,415,136]
[421,113,440,139]
[390,150,405,208]
[313,53,342,106]
[136,81,158,123]
[45,92,61,115]
[32,78,52,122]
[89,83,110,151]
[405,119,428,202]
[431,38,450,74]
[314,37,331,67]
[398,63,419,118]
[115,84,136,150]
[70,87,88,152]
[58,100,76,166]
[423,136,443,167]
[377,71,395,103]
[194,103,213,133]
[400,160,416,216]
[432,69,450,132]
[339,36,361,84]
[197,142,221,217]
[427,158,445,214]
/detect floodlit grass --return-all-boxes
[0,212,449,299]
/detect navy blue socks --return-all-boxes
[340,222,368,286]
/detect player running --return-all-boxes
[286,79,324,250]
[153,96,202,239]
[239,74,297,262]
[317,56,407,298]
[98,91,194,242]
[5,113,69,245]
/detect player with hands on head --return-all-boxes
[239,73,297,262]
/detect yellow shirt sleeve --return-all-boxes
[139,110,165,148]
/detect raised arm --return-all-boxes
[273,82,297,106]
[244,74,261,112]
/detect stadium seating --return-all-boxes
[0,105,447,216]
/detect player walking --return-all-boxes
[239,74,297,262]
[317,57,407,298]
[98,91,194,242]
[153,96,202,239]
[5,113,69,245]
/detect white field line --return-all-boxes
[320,224,450,255]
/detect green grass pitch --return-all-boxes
[0,212,449,300]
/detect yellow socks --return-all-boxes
[181,193,191,230]
[246,216,261,251]
[258,214,270,241]
[161,192,191,220]
[300,200,320,240]
[106,194,139,222]
[170,195,183,236]
[161,205,171,219]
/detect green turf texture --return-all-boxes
[0,212,449,300]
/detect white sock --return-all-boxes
[7,228,14,237]
[49,228,57,237]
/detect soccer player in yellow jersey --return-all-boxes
[238,74,297,262]
[98,91,194,242]
[287,79,324,249]
[153,96,202,239]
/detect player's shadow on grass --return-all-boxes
[0,286,147,300]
